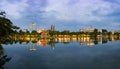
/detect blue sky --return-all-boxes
[0,0,120,31]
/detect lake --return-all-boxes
[1,37,120,69]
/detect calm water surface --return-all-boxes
[1,39,120,69]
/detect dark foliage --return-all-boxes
[0,11,19,37]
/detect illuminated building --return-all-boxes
[30,23,37,32]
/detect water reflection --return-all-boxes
[20,37,119,50]
[37,39,48,48]
[0,45,11,69]
[0,55,12,69]
[30,42,37,51]
[1,36,120,69]
[1,36,120,51]
[49,39,56,49]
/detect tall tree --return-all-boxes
[0,11,19,37]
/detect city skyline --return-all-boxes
[0,0,120,31]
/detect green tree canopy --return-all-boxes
[61,30,70,35]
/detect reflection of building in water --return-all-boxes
[58,37,70,43]
[49,39,56,49]
[37,39,56,49]
[78,37,95,47]
[97,37,103,44]
[23,42,27,45]
[30,43,37,51]
[50,43,55,49]
[37,40,48,48]
[110,36,115,41]
[78,36,110,47]
[71,38,77,42]
[55,38,59,42]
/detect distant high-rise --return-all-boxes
[30,23,36,32]
[51,25,55,31]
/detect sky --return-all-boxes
[0,0,120,31]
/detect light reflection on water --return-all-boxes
[1,37,120,69]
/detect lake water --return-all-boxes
[1,38,120,69]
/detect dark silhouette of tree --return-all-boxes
[0,11,6,18]
[0,44,4,56]
[31,30,37,35]
[61,30,70,35]
[93,28,98,37]
[0,11,19,37]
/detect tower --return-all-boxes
[51,25,55,31]
[30,23,37,32]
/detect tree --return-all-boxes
[19,30,23,34]
[31,30,37,35]
[0,11,6,18]
[93,28,98,37]
[61,30,70,35]
[102,29,107,32]
[0,11,20,37]
[102,29,108,35]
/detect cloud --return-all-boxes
[0,0,120,31]
[43,0,120,23]
[0,0,29,19]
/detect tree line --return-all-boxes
[17,29,120,37]
[0,11,120,39]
